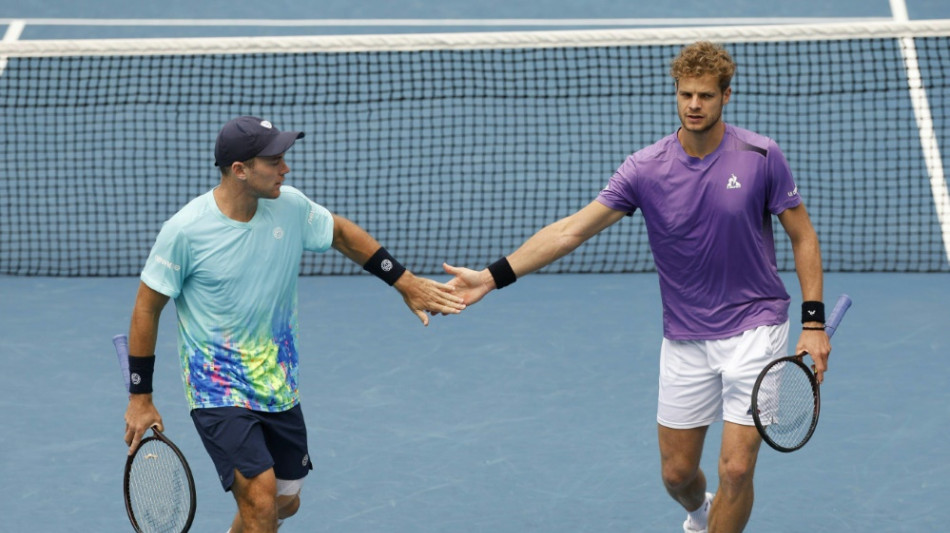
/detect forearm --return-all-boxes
[129,311,160,357]
[779,204,825,312]
[791,233,824,305]
[330,214,464,324]
[507,219,586,278]
[484,201,625,289]
[124,282,167,450]
[790,231,831,382]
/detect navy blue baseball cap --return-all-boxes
[214,116,304,167]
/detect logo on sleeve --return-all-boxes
[154,254,181,271]
[787,185,799,197]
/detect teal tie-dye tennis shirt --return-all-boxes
[141,185,334,412]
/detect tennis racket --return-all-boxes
[114,334,197,533]
[750,294,852,453]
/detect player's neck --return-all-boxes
[677,121,725,159]
[213,183,258,222]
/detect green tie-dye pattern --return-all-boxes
[181,306,298,411]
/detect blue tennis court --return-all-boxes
[2,273,949,532]
[1,1,949,532]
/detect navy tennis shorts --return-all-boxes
[191,404,313,491]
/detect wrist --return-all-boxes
[128,355,155,394]
[481,268,498,290]
[363,247,407,286]
[391,269,415,289]
[801,301,825,324]
[128,391,154,401]
[487,257,517,289]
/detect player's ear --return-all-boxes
[230,161,248,181]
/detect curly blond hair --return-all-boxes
[670,41,736,92]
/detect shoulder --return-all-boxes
[278,184,310,202]
[613,132,679,180]
[723,124,781,157]
[275,185,327,212]
[632,131,680,162]
[162,191,215,234]
[273,185,333,226]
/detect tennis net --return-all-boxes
[1,20,949,276]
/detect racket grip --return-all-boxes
[824,294,852,339]
[113,334,131,392]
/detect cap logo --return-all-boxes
[260,120,273,129]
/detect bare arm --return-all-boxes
[778,203,831,382]
[331,214,465,325]
[123,281,170,454]
[444,200,627,305]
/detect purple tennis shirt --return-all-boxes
[597,124,803,340]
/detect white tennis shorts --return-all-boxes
[657,321,789,429]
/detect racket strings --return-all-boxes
[127,439,192,533]
[757,361,818,448]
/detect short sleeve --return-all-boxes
[596,155,639,214]
[280,186,334,253]
[140,221,190,298]
[765,140,802,215]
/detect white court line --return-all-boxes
[0,17,890,27]
[889,0,910,21]
[0,20,25,75]
[890,0,950,265]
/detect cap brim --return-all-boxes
[257,130,305,157]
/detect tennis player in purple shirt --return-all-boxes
[444,41,831,533]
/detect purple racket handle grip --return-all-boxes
[824,294,852,339]
[113,334,131,392]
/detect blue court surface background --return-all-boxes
[2,0,950,532]
[1,273,949,532]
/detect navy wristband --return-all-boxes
[801,301,825,324]
[488,257,517,289]
[128,355,155,394]
[363,247,407,286]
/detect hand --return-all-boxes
[393,271,466,326]
[442,263,494,307]
[796,327,831,384]
[124,394,163,455]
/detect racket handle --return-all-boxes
[113,334,131,392]
[824,294,852,339]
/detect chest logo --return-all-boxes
[273,227,284,240]
[726,173,742,190]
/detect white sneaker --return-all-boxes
[682,492,714,532]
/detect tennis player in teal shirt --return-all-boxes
[123,116,465,533]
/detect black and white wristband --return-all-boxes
[487,257,517,289]
[128,355,156,394]
[801,301,826,324]
[363,247,407,286]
